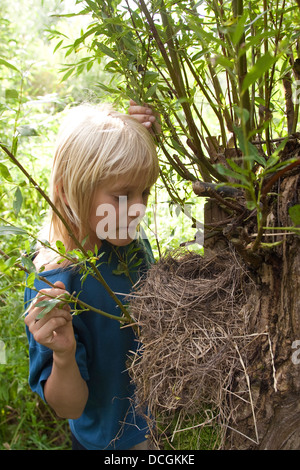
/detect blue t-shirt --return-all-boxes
[24,238,153,450]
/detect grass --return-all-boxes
[0,398,71,450]
[153,411,221,451]
[0,284,71,450]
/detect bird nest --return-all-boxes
[127,249,256,449]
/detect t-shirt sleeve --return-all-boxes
[24,270,90,402]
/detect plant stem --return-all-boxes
[233,0,251,140]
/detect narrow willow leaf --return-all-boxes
[260,240,283,248]
[144,84,157,101]
[0,225,27,236]
[0,163,12,181]
[26,271,36,289]
[60,67,75,82]
[215,164,250,186]
[289,205,300,225]
[35,298,65,319]
[13,187,23,216]
[231,13,248,46]
[97,43,117,59]
[0,59,21,74]
[242,52,276,92]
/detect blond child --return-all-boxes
[25,102,159,450]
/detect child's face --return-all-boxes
[89,174,151,248]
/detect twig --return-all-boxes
[261,158,300,196]
[192,180,245,213]
[234,342,259,445]
[267,330,278,393]
[192,180,243,198]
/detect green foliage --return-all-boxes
[52,0,300,256]
[0,287,70,450]
[160,411,221,451]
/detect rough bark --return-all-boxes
[223,171,300,449]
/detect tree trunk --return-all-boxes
[222,172,300,449]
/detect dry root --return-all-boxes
[127,249,256,449]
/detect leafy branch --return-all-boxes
[0,246,127,322]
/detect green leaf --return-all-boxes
[289,205,300,225]
[35,298,67,319]
[97,43,117,59]
[5,89,19,100]
[0,282,20,294]
[17,125,39,136]
[215,163,250,186]
[143,71,159,87]
[60,67,75,82]
[0,163,12,181]
[144,84,157,101]
[242,52,277,93]
[231,13,248,46]
[215,55,234,71]
[234,126,266,167]
[13,187,23,216]
[260,240,283,248]
[56,240,66,254]
[53,39,64,53]
[21,255,37,273]
[26,271,36,288]
[0,59,21,74]
[0,225,27,236]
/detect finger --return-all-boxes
[26,305,72,332]
[25,286,71,326]
[37,282,69,306]
[38,281,67,298]
[128,103,153,116]
[53,281,66,290]
[131,114,156,125]
[32,313,73,345]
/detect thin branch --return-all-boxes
[193,180,245,213]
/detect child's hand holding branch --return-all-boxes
[25,281,88,419]
[25,281,75,356]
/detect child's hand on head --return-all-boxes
[128,99,161,134]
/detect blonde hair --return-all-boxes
[49,103,159,251]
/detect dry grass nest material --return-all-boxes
[128,249,255,447]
